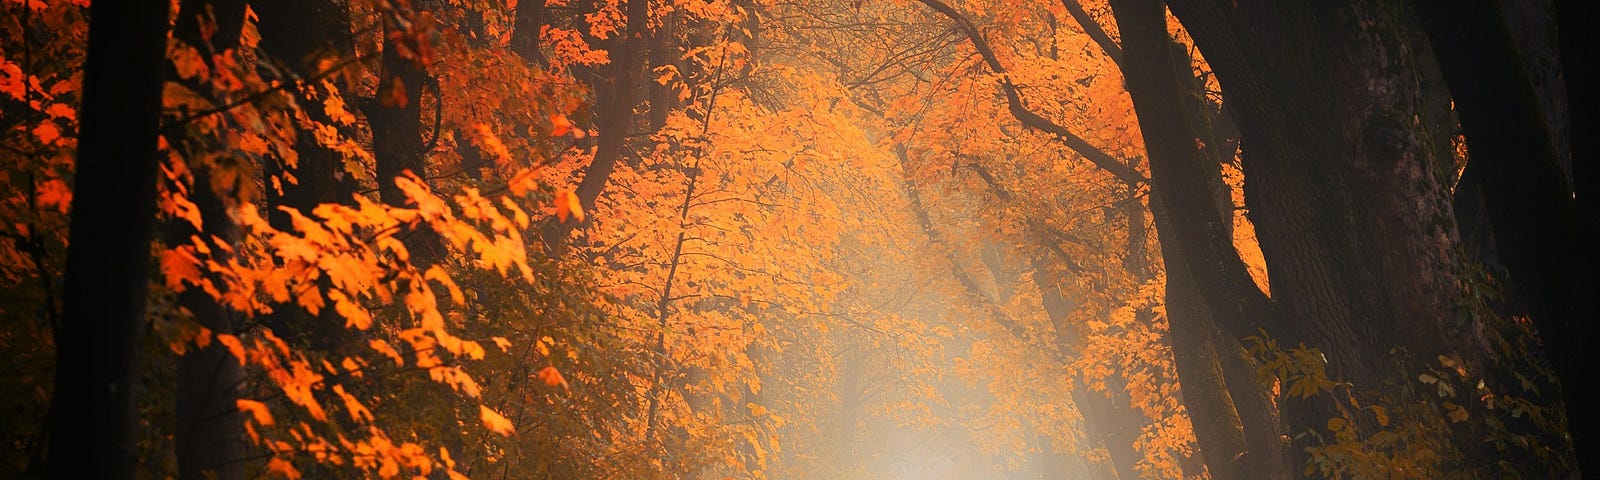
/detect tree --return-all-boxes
[1166,0,1571,475]
[43,0,170,478]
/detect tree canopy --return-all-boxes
[0,0,1591,478]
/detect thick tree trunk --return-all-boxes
[1554,0,1600,477]
[1167,0,1494,471]
[372,19,429,208]
[43,0,170,478]
[1415,1,1592,473]
[1107,0,1293,477]
[511,0,548,64]
[369,2,446,267]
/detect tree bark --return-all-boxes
[1416,1,1592,473]
[1167,0,1491,470]
[369,2,446,267]
[43,0,170,478]
[1107,1,1293,476]
[167,170,246,480]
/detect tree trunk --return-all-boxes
[1167,0,1489,470]
[1416,1,1591,473]
[369,2,446,267]
[539,0,652,254]
[168,170,246,480]
[43,0,170,477]
[1107,0,1293,476]
[1554,0,1600,476]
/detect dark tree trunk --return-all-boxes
[369,2,445,267]
[511,0,549,64]
[1108,0,1293,476]
[539,0,652,253]
[1167,0,1501,471]
[167,171,246,480]
[1554,0,1600,475]
[1416,1,1592,474]
[43,0,170,478]
[372,18,429,208]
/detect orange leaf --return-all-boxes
[266,457,301,479]
[550,114,575,137]
[480,405,515,436]
[537,365,569,389]
[237,398,274,426]
[554,189,583,223]
[216,334,246,365]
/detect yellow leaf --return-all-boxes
[480,405,515,436]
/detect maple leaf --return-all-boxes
[554,189,583,223]
[479,405,515,436]
[32,122,60,145]
[237,399,275,426]
[537,365,569,389]
[216,334,246,365]
[160,247,204,291]
[266,457,301,479]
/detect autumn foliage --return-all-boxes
[0,0,1591,479]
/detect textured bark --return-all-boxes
[1167,0,1491,469]
[254,0,359,226]
[43,0,170,478]
[372,25,429,207]
[369,3,445,267]
[1108,1,1292,476]
[511,0,548,63]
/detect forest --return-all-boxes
[0,0,1593,478]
